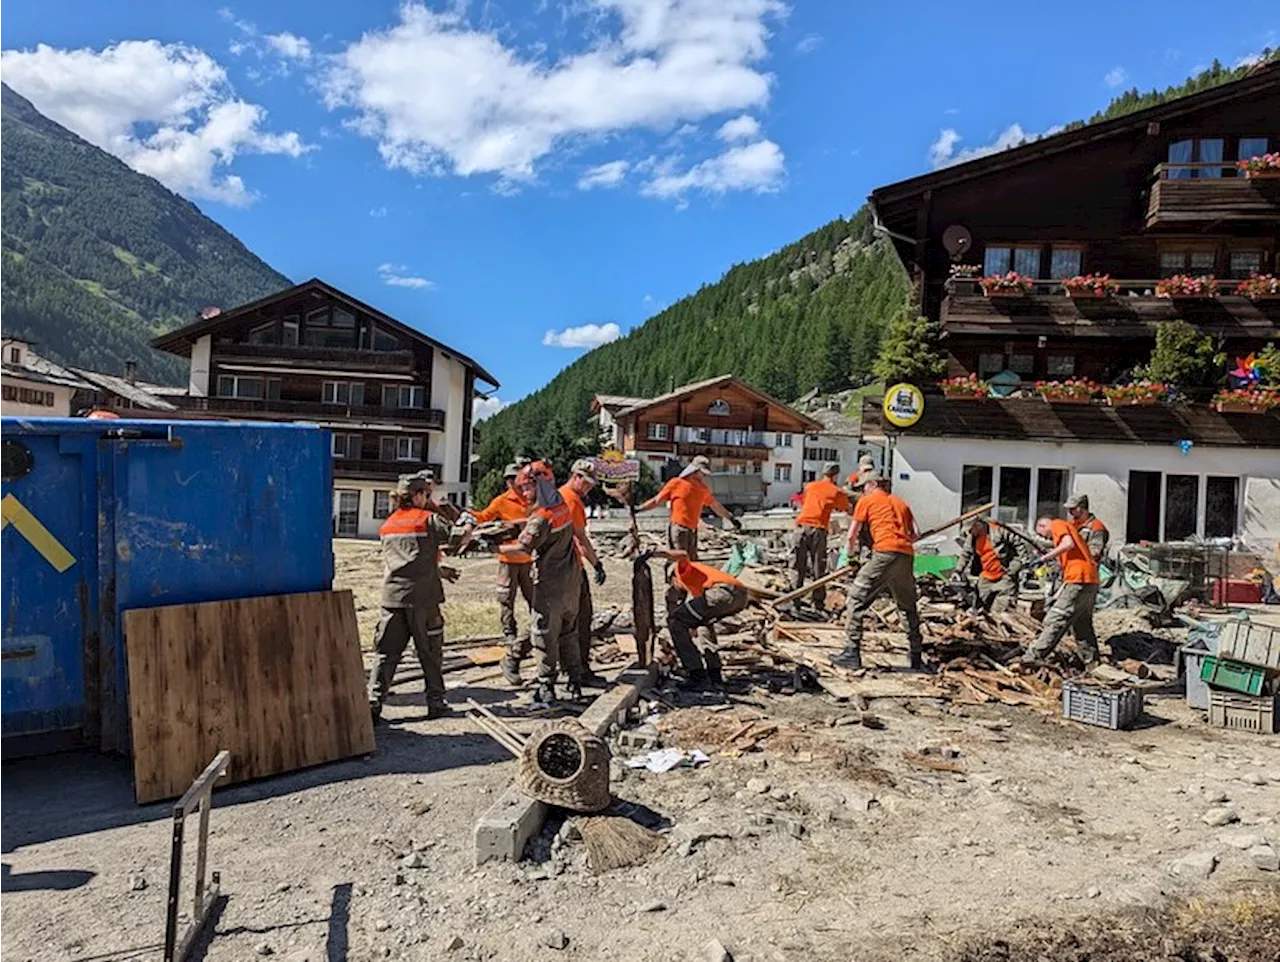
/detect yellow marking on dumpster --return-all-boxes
[0,494,76,573]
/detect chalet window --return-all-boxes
[802,470,816,483]
[331,434,361,459]
[372,326,402,352]
[983,245,1041,278]
[998,467,1032,526]
[1048,246,1083,279]
[1035,468,1069,522]
[373,491,392,519]
[978,353,1004,377]
[776,433,793,448]
[282,318,299,347]
[774,463,792,483]
[803,446,838,461]
[303,307,356,349]
[961,465,994,514]
[247,321,278,345]
[1167,138,1226,179]
[379,436,424,462]
[1047,354,1076,377]
[1228,250,1263,279]
[9,347,21,363]
[323,381,365,406]
[1205,476,1239,538]
[965,464,1069,527]
[1159,249,1215,277]
[1165,475,1199,540]
[1008,354,1034,376]
[217,375,279,400]
[646,423,670,441]
[1238,137,1269,168]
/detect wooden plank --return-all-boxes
[125,590,374,804]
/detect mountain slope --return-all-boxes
[475,208,911,488]
[0,83,291,383]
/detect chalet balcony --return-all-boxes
[1145,163,1280,229]
[676,441,769,459]
[333,459,445,482]
[940,277,1280,342]
[170,394,447,427]
[214,342,416,371]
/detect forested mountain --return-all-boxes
[475,209,911,491]
[0,83,291,383]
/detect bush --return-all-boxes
[872,310,947,385]
[1136,320,1223,390]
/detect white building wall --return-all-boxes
[0,377,76,417]
[332,479,401,540]
[430,350,470,499]
[189,335,212,396]
[891,436,1280,552]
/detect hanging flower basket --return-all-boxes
[1103,381,1168,407]
[948,264,982,294]
[1237,152,1280,179]
[1036,378,1100,404]
[940,374,989,399]
[1234,274,1280,300]
[1211,387,1279,414]
[1062,274,1119,299]
[980,272,1034,298]
[1155,274,1219,299]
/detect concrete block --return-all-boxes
[579,664,660,736]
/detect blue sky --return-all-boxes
[2,2,1276,411]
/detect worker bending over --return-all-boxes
[560,459,609,688]
[502,461,583,705]
[952,518,1034,613]
[833,471,926,672]
[642,549,749,690]
[791,462,851,609]
[1024,513,1101,668]
[1066,494,1109,566]
[368,473,456,722]
[462,463,534,686]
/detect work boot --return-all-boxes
[533,682,557,707]
[578,670,609,689]
[677,669,713,692]
[565,679,585,703]
[501,654,522,688]
[830,644,863,670]
[425,700,453,720]
[703,649,725,686]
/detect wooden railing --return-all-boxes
[1151,161,1251,180]
[215,343,415,369]
[170,395,446,426]
[943,276,1258,297]
[1147,162,1279,226]
[332,459,444,480]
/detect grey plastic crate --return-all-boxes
[1218,621,1280,670]
[1182,636,1218,710]
[1062,681,1143,730]
[1208,690,1279,734]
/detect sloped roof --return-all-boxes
[592,393,650,412]
[1,348,90,389]
[809,407,861,438]
[72,369,176,410]
[614,374,823,431]
[151,277,499,387]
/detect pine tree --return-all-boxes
[872,311,947,386]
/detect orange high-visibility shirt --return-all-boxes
[657,476,713,530]
[1049,519,1099,585]
[559,483,588,530]
[471,488,530,524]
[852,489,915,556]
[973,529,1006,582]
[674,559,743,598]
[795,478,851,531]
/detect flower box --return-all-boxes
[1237,152,1280,178]
[1035,378,1100,404]
[1211,387,1279,414]
[1065,289,1108,299]
[1155,274,1220,299]
[1214,401,1270,414]
[1103,381,1169,407]
[1045,396,1092,405]
[980,272,1034,298]
[1062,274,1119,299]
[1235,274,1280,300]
[939,375,990,400]
[1107,397,1160,407]
[1248,170,1280,180]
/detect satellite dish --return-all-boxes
[942,224,972,260]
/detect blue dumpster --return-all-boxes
[1,418,334,755]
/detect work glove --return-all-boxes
[730,517,744,532]
[594,561,607,586]
[458,511,478,527]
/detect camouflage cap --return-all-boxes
[1064,493,1089,510]
[571,458,598,483]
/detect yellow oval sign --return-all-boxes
[882,383,925,428]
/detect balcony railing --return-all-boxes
[332,459,444,480]
[943,276,1271,298]
[170,395,446,427]
[676,442,769,459]
[214,342,415,370]
[1146,162,1280,228]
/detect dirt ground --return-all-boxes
[3,541,1278,962]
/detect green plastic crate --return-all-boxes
[1200,656,1268,696]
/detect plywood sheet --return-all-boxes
[124,590,374,804]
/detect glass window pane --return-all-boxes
[1165,474,1199,540]
[1008,353,1034,375]
[984,247,1011,275]
[1239,136,1269,160]
[978,352,1004,376]
[1049,247,1082,279]
[1205,476,1238,538]
[1036,468,1069,523]
[1167,139,1193,179]
[351,383,364,406]
[998,466,1032,526]
[266,379,281,401]
[961,465,994,514]
[238,378,264,400]
[1013,247,1042,277]
[332,308,356,329]
[217,375,234,397]
[1189,250,1215,272]
[1047,354,1075,377]
[1197,138,1224,177]
[1228,251,1262,279]
[1160,251,1186,276]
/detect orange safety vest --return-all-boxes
[973,529,1006,582]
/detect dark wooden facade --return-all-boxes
[870,61,1280,382]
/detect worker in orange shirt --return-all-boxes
[560,459,609,688]
[952,518,1035,614]
[1066,494,1110,566]
[461,463,534,685]
[832,471,925,672]
[791,462,851,609]
[640,549,750,690]
[1024,513,1101,666]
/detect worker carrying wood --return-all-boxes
[368,472,457,723]
[791,462,851,609]
[502,461,584,705]
[1022,514,1101,668]
[832,471,926,672]
[1066,494,1110,565]
[461,462,535,686]
[639,549,749,690]
[951,518,1036,614]
[560,458,610,688]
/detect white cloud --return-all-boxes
[1104,66,1127,88]
[321,0,786,185]
[0,40,309,205]
[795,33,822,55]
[927,122,1062,169]
[577,159,630,190]
[542,322,622,349]
[717,114,761,142]
[642,138,784,200]
[473,396,507,421]
[266,32,312,61]
[369,205,388,217]
[378,263,436,289]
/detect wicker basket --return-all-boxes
[517,719,612,812]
